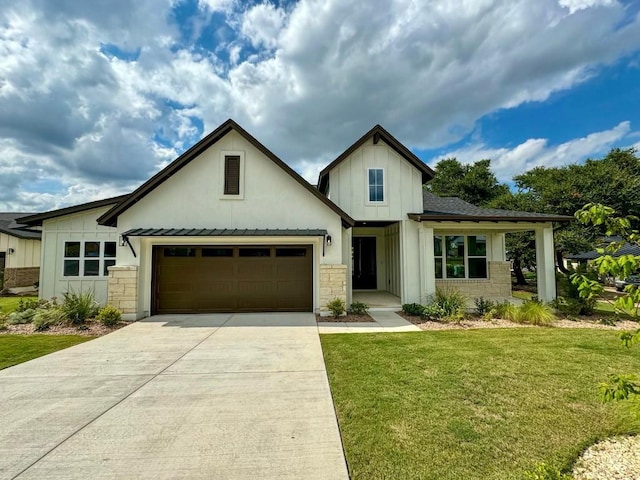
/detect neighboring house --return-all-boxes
[0,213,42,290]
[19,120,571,320]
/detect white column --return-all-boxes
[421,226,436,301]
[490,233,506,262]
[535,224,556,302]
[342,227,353,306]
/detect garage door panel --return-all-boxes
[153,245,312,313]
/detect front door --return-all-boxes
[0,252,5,290]
[353,237,377,289]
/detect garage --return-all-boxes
[152,244,313,313]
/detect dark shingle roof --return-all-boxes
[0,213,42,240]
[409,192,573,223]
[17,195,130,227]
[566,242,640,260]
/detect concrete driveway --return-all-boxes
[0,314,349,479]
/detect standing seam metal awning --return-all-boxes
[122,228,329,237]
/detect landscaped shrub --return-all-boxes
[97,305,122,326]
[402,303,425,316]
[7,309,37,324]
[420,303,446,321]
[435,287,466,320]
[515,300,556,326]
[486,301,519,321]
[474,297,495,316]
[17,297,40,312]
[348,301,369,315]
[32,307,68,331]
[61,290,99,325]
[557,267,598,315]
[326,298,346,316]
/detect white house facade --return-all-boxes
[19,120,570,320]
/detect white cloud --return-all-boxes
[241,3,286,49]
[0,0,639,211]
[558,0,616,14]
[434,121,633,182]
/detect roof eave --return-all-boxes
[409,213,573,223]
[17,195,130,226]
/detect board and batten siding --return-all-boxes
[327,138,424,221]
[39,206,119,304]
[0,233,40,269]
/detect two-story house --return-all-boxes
[19,120,570,320]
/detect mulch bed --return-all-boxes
[316,313,375,323]
[397,311,639,331]
[0,320,127,337]
[573,435,640,480]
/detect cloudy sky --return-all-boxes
[1,0,640,212]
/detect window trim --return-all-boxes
[62,240,117,278]
[433,234,488,280]
[220,151,245,199]
[366,167,386,205]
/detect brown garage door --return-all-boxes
[152,245,313,314]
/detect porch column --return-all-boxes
[420,226,436,300]
[535,224,556,302]
[342,227,353,306]
[490,233,506,261]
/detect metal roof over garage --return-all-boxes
[122,228,329,237]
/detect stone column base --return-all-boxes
[319,264,347,314]
[3,267,40,289]
[107,266,139,321]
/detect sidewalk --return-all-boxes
[318,311,420,334]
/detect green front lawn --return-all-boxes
[0,335,93,370]
[0,296,38,314]
[322,329,640,479]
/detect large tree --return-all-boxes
[426,158,509,206]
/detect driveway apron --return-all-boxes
[0,313,349,480]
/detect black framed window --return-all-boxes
[63,241,117,277]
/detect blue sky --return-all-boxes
[1,0,639,211]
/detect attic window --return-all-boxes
[368,168,384,203]
[224,155,241,195]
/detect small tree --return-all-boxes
[573,203,640,408]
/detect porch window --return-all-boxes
[433,235,487,279]
[368,168,384,202]
[63,240,117,277]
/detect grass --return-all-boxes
[321,329,640,480]
[0,335,93,370]
[0,296,38,314]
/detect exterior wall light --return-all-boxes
[7,248,15,254]
[326,235,332,246]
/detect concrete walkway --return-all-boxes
[0,314,349,480]
[318,311,420,334]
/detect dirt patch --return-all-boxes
[316,313,375,323]
[0,320,127,337]
[397,311,639,331]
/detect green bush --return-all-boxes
[557,267,598,315]
[523,462,572,480]
[32,307,68,331]
[487,301,519,321]
[435,287,467,320]
[61,290,99,325]
[348,302,369,315]
[7,309,36,324]
[420,303,446,321]
[327,298,346,317]
[516,300,556,326]
[97,305,122,326]
[402,303,425,316]
[17,297,40,312]
[474,297,495,316]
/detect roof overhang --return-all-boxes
[97,119,354,229]
[317,124,434,193]
[17,195,130,227]
[408,213,573,223]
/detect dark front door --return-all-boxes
[353,237,377,289]
[0,252,5,290]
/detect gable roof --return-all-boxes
[0,213,42,240]
[408,191,573,223]
[317,124,435,193]
[566,241,640,260]
[17,195,130,227]
[97,119,355,228]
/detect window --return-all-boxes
[368,168,384,202]
[63,241,117,277]
[202,248,234,257]
[433,235,487,279]
[224,155,241,195]
[221,151,244,198]
[239,247,271,257]
[275,248,307,257]
[163,247,196,257]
